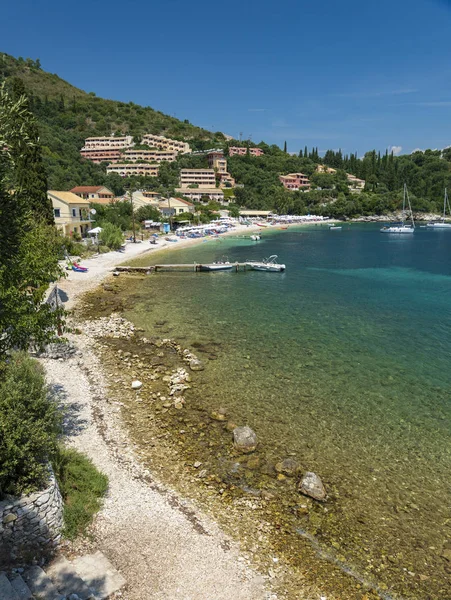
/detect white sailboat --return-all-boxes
[426,189,451,229]
[380,184,415,234]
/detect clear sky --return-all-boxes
[2,0,451,156]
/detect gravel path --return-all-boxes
[42,230,275,599]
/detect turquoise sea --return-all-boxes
[127,223,451,597]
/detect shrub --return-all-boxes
[0,353,61,498]
[53,447,108,539]
[99,222,123,250]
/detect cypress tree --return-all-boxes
[8,79,54,224]
[283,140,287,153]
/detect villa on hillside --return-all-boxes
[118,149,177,163]
[48,191,92,237]
[179,168,216,188]
[140,134,191,154]
[106,164,159,177]
[207,151,236,187]
[176,187,226,204]
[228,147,264,157]
[158,198,195,216]
[315,165,365,192]
[70,186,114,201]
[279,173,311,190]
[79,148,123,163]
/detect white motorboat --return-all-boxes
[199,263,233,271]
[246,255,286,272]
[250,234,261,240]
[381,184,415,234]
[427,189,451,228]
[329,225,342,230]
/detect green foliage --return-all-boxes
[91,201,132,231]
[227,203,241,218]
[53,446,108,540]
[0,84,64,357]
[0,353,60,498]
[135,204,161,223]
[99,222,124,249]
[0,53,224,190]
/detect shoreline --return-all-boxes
[43,223,311,599]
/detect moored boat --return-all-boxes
[245,255,286,272]
[198,263,234,271]
[427,189,451,228]
[381,184,415,234]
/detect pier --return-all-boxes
[115,262,250,273]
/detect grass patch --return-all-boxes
[54,447,108,540]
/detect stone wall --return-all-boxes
[0,468,63,565]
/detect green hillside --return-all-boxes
[2,52,451,217]
[0,53,223,191]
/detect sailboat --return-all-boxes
[380,184,415,234]
[426,189,451,229]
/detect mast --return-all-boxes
[443,188,448,221]
[405,184,415,229]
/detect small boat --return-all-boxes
[199,262,233,272]
[250,234,261,241]
[381,184,415,234]
[72,265,88,272]
[246,255,286,272]
[427,189,451,228]
[329,225,342,230]
[280,226,289,230]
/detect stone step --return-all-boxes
[0,572,20,600]
[72,551,126,600]
[46,555,95,600]
[9,573,33,600]
[23,566,64,600]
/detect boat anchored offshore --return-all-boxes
[250,234,261,240]
[246,255,286,272]
[381,184,415,234]
[427,189,451,228]
[329,225,342,230]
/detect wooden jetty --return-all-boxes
[115,262,249,273]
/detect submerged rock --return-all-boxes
[275,457,300,477]
[210,408,227,421]
[298,472,327,502]
[131,380,143,390]
[189,358,204,371]
[233,426,257,454]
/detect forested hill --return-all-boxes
[2,52,451,218]
[0,53,222,189]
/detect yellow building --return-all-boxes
[48,191,92,237]
[106,164,159,177]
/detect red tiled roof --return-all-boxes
[70,186,105,193]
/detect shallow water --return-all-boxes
[125,224,451,597]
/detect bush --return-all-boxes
[99,222,123,250]
[0,353,61,498]
[53,447,108,539]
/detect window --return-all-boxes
[72,208,77,217]
[54,208,61,218]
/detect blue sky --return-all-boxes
[2,0,451,156]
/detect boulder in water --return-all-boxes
[233,426,257,453]
[275,457,300,477]
[298,472,327,502]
